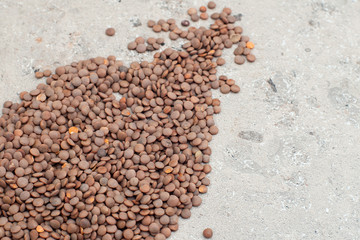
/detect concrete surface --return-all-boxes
[1,0,360,239]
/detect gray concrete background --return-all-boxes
[1,0,360,239]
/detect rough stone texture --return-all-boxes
[1,0,360,239]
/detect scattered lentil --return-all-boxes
[200,6,207,12]
[187,8,197,15]
[35,71,43,78]
[105,27,115,36]
[203,228,213,238]
[207,1,216,9]
[191,14,200,22]
[200,12,209,20]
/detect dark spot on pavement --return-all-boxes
[267,78,277,92]
[238,131,263,143]
[130,18,142,27]
[234,13,242,21]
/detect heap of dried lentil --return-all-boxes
[0,2,255,240]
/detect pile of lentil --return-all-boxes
[0,1,255,240]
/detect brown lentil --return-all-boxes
[203,228,213,238]
[231,84,241,93]
[234,55,246,65]
[136,43,147,53]
[200,6,207,12]
[247,54,256,62]
[147,20,156,27]
[35,71,43,78]
[190,14,200,22]
[187,8,197,15]
[127,41,137,50]
[208,1,216,9]
[200,12,209,20]
[105,27,115,36]
[153,25,162,32]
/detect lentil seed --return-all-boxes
[105,28,115,36]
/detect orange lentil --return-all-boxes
[246,41,254,49]
[69,126,79,134]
